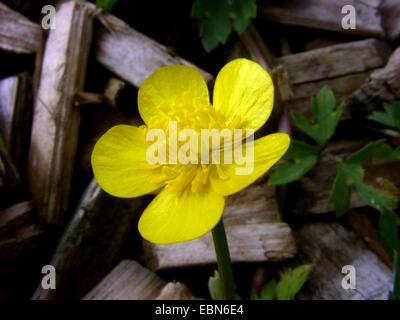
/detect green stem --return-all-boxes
[212,218,236,300]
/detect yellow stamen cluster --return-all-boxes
[145,91,238,194]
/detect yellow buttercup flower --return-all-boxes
[91,58,290,244]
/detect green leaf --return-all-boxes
[345,139,387,164]
[208,270,223,300]
[259,280,276,300]
[192,0,257,52]
[329,164,351,216]
[353,182,398,213]
[393,147,400,160]
[96,0,119,11]
[276,265,312,300]
[394,102,400,129]
[378,208,400,261]
[345,139,400,165]
[390,252,400,300]
[290,87,342,146]
[268,140,319,185]
[329,154,399,216]
[368,102,400,130]
[208,270,241,300]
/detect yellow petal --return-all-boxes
[138,186,225,244]
[210,133,290,196]
[213,58,274,132]
[91,125,164,198]
[138,65,210,125]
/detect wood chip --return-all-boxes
[32,179,150,300]
[0,2,41,54]
[0,72,33,175]
[93,6,214,88]
[26,1,94,225]
[278,39,391,119]
[381,0,400,42]
[292,140,400,215]
[259,0,384,38]
[84,259,194,300]
[294,222,392,300]
[345,46,400,118]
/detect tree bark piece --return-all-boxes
[292,140,400,215]
[103,77,128,110]
[277,39,391,85]
[345,46,400,118]
[93,7,214,88]
[0,3,214,90]
[155,282,195,300]
[259,0,384,38]
[294,222,392,300]
[32,179,150,300]
[0,73,33,175]
[0,135,19,210]
[0,222,45,275]
[347,210,393,268]
[381,0,400,42]
[0,2,41,54]
[277,39,391,119]
[84,260,194,300]
[0,201,34,238]
[26,1,94,225]
[143,181,296,271]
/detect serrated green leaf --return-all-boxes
[393,147,400,160]
[192,0,256,52]
[200,15,231,52]
[290,111,314,138]
[368,102,400,130]
[390,252,400,300]
[208,270,241,300]
[291,87,342,146]
[312,86,336,120]
[329,164,351,216]
[329,156,399,216]
[276,265,312,300]
[378,209,400,261]
[282,139,319,159]
[268,140,319,185]
[259,280,276,300]
[96,0,119,11]
[375,143,395,163]
[353,182,398,213]
[345,140,387,164]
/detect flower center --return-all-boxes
[146,91,239,194]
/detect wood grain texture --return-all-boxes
[381,0,400,42]
[259,0,384,38]
[93,7,214,88]
[0,73,33,175]
[0,135,19,210]
[32,179,150,300]
[26,1,94,225]
[277,39,391,85]
[294,223,392,300]
[84,260,194,300]
[277,39,391,119]
[0,2,41,54]
[292,140,400,215]
[0,201,34,238]
[0,207,45,275]
[143,181,296,271]
[345,46,400,118]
